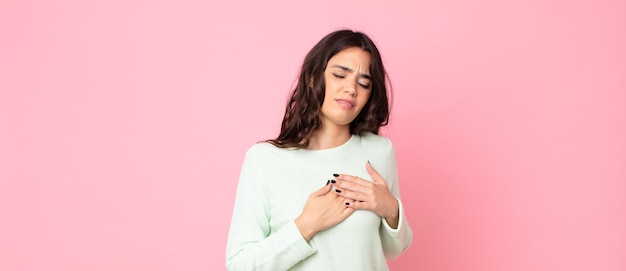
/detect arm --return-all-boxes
[225,150,316,271]
[379,197,412,260]
[379,145,413,260]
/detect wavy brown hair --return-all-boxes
[267,29,391,149]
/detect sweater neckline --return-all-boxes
[304,134,355,152]
[288,134,361,165]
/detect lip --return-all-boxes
[335,98,356,108]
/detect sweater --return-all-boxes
[226,132,412,271]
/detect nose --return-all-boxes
[344,79,357,96]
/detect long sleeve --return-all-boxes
[225,148,316,271]
[227,134,412,270]
[379,144,413,260]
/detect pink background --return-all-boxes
[1,0,625,270]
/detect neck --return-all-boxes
[307,125,351,150]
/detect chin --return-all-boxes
[337,119,356,126]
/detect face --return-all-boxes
[319,47,372,130]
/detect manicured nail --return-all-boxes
[335,189,341,193]
[331,180,336,184]
[326,180,330,185]
[345,202,350,206]
[333,173,339,177]
[367,160,371,165]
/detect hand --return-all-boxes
[334,161,400,228]
[295,182,355,241]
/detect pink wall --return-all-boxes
[1,0,625,270]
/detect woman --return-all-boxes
[226,29,412,271]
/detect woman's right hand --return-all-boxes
[294,182,355,242]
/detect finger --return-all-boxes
[342,198,358,208]
[335,189,367,202]
[341,206,356,216]
[366,161,387,185]
[334,179,373,194]
[335,174,375,188]
[311,180,333,197]
[345,200,370,211]
[341,198,352,208]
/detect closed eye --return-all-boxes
[332,72,370,89]
[358,79,371,89]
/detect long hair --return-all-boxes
[267,29,391,148]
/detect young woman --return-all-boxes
[226,29,412,271]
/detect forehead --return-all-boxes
[327,47,372,72]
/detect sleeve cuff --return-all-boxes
[280,220,317,260]
[381,197,406,234]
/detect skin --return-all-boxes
[295,47,400,242]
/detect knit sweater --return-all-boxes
[226,132,412,271]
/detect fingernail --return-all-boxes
[336,189,341,193]
[345,202,350,206]
[367,160,371,165]
[333,173,339,177]
[326,180,330,185]
[331,180,336,184]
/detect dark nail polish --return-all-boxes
[368,160,371,165]
[333,173,339,177]
[345,202,350,206]
[336,189,341,193]
[326,180,330,185]
[331,180,336,184]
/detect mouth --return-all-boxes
[335,98,356,109]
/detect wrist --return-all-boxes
[384,197,399,219]
[383,200,400,229]
[295,216,317,242]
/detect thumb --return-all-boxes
[366,161,386,185]
[311,180,333,196]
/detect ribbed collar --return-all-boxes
[276,134,363,166]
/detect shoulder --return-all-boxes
[358,131,394,150]
[245,142,280,158]
[356,132,396,162]
[244,141,298,162]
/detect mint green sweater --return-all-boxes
[226,132,412,270]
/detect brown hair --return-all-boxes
[267,29,391,148]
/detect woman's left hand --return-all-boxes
[334,161,400,229]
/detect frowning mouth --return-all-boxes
[335,98,356,108]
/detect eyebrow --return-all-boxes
[330,64,371,79]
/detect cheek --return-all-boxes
[324,78,339,92]
[359,91,371,105]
